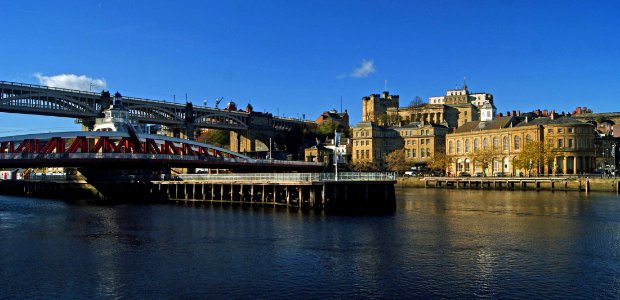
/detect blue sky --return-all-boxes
[1,0,619,134]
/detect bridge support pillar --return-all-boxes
[230,130,272,155]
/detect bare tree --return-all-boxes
[408,96,425,123]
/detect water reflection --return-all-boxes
[1,190,619,298]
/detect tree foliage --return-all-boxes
[427,152,452,172]
[514,140,556,176]
[385,149,410,172]
[472,148,498,174]
[349,161,379,172]
[197,129,230,148]
[317,121,346,139]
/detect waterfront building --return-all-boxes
[315,109,350,130]
[363,83,495,128]
[351,121,449,170]
[446,113,598,176]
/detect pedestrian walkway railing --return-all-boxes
[177,172,397,183]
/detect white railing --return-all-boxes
[0,153,323,167]
[177,172,397,183]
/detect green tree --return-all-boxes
[197,129,230,148]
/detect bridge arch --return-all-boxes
[0,93,97,116]
[195,113,248,130]
[128,105,182,123]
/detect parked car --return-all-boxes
[473,172,484,177]
[493,172,507,177]
[404,171,417,177]
[459,172,471,177]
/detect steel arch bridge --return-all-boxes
[0,131,322,171]
[0,81,312,132]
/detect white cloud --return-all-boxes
[351,59,375,78]
[33,73,107,91]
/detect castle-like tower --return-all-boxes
[362,91,399,123]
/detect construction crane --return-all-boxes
[214,97,224,109]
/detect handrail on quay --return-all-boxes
[177,172,398,183]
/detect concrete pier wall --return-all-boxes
[397,177,620,193]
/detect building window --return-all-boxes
[427,148,431,157]
[449,141,454,154]
[366,149,370,158]
[426,138,430,145]
[456,140,462,153]
[421,150,425,158]
[493,137,499,149]
[503,136,509,151]
[465,139,471,153]
[483,138,489,150]
[558,139,563,148]
[413,140,416,145]
[548,129,553,134]
[421,139,425,145]
[525,135,532,143]
[514,136,521,150]
[558,128,563,133]
[568,128,574,133]
[356,150,359,159]
[568,139,573,148]
[413,149,417,157]
[474,138,480,151]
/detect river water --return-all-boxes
[1,188,619,299]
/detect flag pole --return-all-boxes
[334,129,338,181]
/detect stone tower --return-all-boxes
[362,91,399,123]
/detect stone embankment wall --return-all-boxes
[397,177,620,193]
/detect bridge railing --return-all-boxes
[177,172,397,182]
[0,153,323,167]
[0,80,100,96]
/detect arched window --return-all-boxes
[474,138,480,151]
[449,141,454,154]
[514,136,521,150]
[483,138,489,150]
[456,140,462,154]
[493,137,499,149]
[465,139,471,153]
[525,135,532,143]
[503,136,509,151]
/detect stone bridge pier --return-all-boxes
[230,130,273,154]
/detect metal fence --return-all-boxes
[177,172,397,183]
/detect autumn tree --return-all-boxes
[427,153,452,174]
[349,161,379,172]
[385,149,410,173]
[514,140,556,176]
[472,148,498,175]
